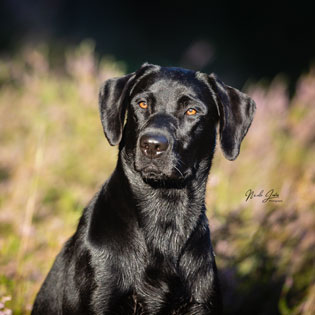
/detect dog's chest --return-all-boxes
[130,290,194,315]
[136,191,191,255]
[106,233,190,313]
[129,252,190,314]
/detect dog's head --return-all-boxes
[99,64,255,184]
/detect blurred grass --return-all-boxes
[0,42,314,314]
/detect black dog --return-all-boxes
[32,64,255,314]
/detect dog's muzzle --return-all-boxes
[135,130,176,181]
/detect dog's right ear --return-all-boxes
[99,73,135,146]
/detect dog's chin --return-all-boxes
[138,167,191,189]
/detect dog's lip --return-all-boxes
[137,165,190,182]
[135,163,173,181]
[134,158,189,180]
[139,166,164,177]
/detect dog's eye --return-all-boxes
[138,101,148,109]
[185,108,197,116]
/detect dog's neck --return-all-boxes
[117,148,211,260]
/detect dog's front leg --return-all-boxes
[179,223,222,314]
[183,261,222,315]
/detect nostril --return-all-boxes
[140,134,169,158]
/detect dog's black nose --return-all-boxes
[140,134,169,159]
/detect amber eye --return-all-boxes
[185,108,197,116]
[138,101,148,109]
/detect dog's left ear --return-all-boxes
[99,73,135,146]
[208,74,256,161]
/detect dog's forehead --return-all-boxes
[148,79,194,97]
[132,68,204,100]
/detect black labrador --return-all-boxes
[32,64,255,314]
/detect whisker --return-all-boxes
[177,158,187,168]
[174,166,184,178]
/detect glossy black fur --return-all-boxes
[32,64,255,314]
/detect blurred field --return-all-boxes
[0,42,314,314]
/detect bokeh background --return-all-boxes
[0,1,314,314]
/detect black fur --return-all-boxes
[32,64,255,314]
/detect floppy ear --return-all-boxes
[208,74,256,160]
[99,73,135,146]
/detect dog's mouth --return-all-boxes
[135,162,192,188]
[139,166,168,180]
[141,166,161,177]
